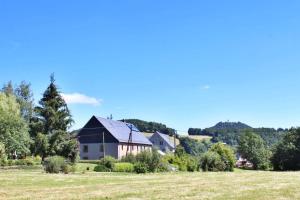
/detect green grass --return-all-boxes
[0,168,299,200]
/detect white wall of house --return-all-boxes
[80,143,152,160]
[80,143,118,160]
[118,144,152,159]
[150,134,174,153]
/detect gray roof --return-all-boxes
[151,131,175,148]
[95,117,152,145]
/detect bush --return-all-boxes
[209,143,236,171]
[0,156,7,166]
[113,162,134,172]
[134,162,148,174]
[135,150,161,172]
[187,157,198,172]
[200,152,226,172]
[61,164,76,174]
[94,165,111,172]
[43,156,67,173]
[121,153,136,163]
[99,156,117,170]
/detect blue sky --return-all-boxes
[1,1,300,133]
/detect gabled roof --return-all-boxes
[151,131,175,149]
[95,116,152,145]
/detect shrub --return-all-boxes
[121,153,136,163]
[113,162,134,172]
[209,143,236,171]
[61,164,76,174]
[200,152,226,172]
[187,157,198,172]
[135,150,161,172]
[134,162,148,174]
[0,156,7,166]
[43,156,67,173]
[94,165,110,172]
[7,159,14,166]
[99,156,117,170]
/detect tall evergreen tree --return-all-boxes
[35,74,73,134]
[33,74,78,161]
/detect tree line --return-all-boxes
[123,119,176,136]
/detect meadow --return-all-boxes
[0,165,299,200]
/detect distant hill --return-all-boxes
[211,121,252,130]
[188,121,287,147]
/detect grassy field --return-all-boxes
[0,167,299,200]
[188,135,213,141]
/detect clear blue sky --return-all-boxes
[1,1,300,133]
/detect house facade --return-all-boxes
[149,131,175,153]
[77,116,152,160]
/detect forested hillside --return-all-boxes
[189,122,287,146]
[122,119,176,136]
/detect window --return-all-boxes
[83,145,88,153]
[160,141,164,145]
[100,144,104,152]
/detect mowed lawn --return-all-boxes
[0,167,300,200]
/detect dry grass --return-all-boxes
[188,135,213,141]
[0,168,299,200]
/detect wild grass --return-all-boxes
[0,168,299,200]
[188,135,213,141]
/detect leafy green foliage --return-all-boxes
[0,93,31,156]
[200,151,225,172]
[31,75,78,162]
[34,75,73,134]
[43,156,67,173]
[163,146,199,172]
[271,128,300,171]
[199,143,235,172]
[94,156,117,172]
[179,137,211,156]
[238,131,271,170]
[209,143,235,171]
[135,150,161,172]
[34,133,49,159]
[94,165,111,172]
[113,163,134,172]
[121,153,136,163]
[134,162,148,174]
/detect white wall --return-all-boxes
[80,143,118,160]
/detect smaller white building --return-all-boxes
[149,131,175,153]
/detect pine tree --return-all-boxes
[34,74,78,162]
[35,74,73,134]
